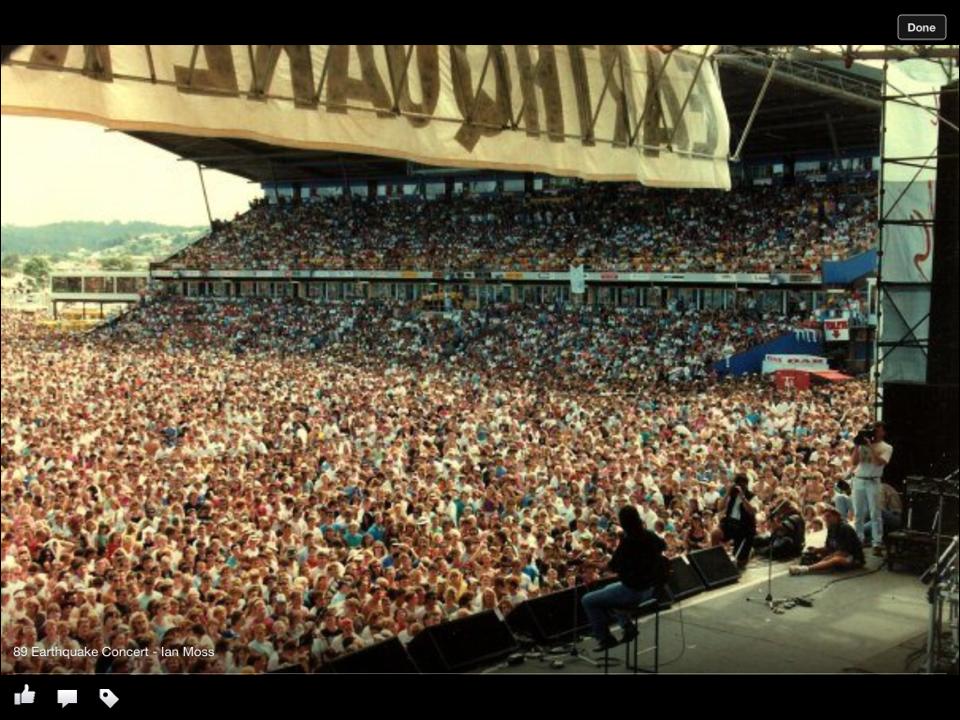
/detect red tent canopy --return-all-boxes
[810,370,854,383]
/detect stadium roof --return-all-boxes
[123,45,958,183]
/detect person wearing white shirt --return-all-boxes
[638,501,659,532]
[850,422,893,555]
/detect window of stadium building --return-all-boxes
[594,286,618,306]
[703,288,731,310]
[369,283,391,300]
[758,290,786,313]
[518,285,542,304]
[83,276,110,294]
[326,283,344,302]
[211,281,231,297]
[115,277,146,294]
[51,276,82,293]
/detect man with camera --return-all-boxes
[715,474,757,571]
[850,421,893,556]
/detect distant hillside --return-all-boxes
[1,221,207,257]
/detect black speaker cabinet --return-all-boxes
[928,80,959,386]
[667,555,707,600]
[882,382,959,483]
[323,636,419,674]
[506,586,583,644]
[687,546,740,589]
[406,610,518,673]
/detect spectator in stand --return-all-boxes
[156,181,876,274]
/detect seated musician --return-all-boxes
[581,506,667,651]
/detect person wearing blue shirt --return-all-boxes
[343,523,364,548]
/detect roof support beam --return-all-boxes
[825,113,840,158]
[731,56,777,162]
[796,46,959,62]
[718,52,881,109]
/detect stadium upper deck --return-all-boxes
[154,181,875,275]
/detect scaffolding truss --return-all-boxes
[875,58,958,418]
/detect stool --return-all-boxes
[602,596,661,674]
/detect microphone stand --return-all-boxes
[548,569,618,670]
[745,527,791,613]
[563,581,603,668]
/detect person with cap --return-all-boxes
[789,504,864,575]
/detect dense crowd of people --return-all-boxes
[1,296,873,673]
[104,297,802,388]
[156,182,876,274]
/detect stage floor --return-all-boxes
[482,558,932,674]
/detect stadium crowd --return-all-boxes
[103,297,801,388]
[1,298,872,674]
[156,182,876,273]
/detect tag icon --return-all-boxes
[99,690,119,709]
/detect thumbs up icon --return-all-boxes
[14,684,35,705]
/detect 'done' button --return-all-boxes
[898,14,947,41]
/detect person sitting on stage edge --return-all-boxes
[714,474,757,571]
[753,501,805,561]
[581,505,667,652]
[789,505,864,575]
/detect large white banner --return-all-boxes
[878,60,951,384]
[882,61,942,282]
[1,45,731,189]
[761,354,829,374]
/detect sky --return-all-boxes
[1,115,262,228]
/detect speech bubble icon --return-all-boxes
[57,689,78,708]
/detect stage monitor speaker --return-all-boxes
[507,586,583,644]
[323,636,419,674]
[406,610,518,673]
[881,381,959,483]
[928,80,959,386]
[265,664,305,674]
[667,556,707,600]
[687,546,740,589]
